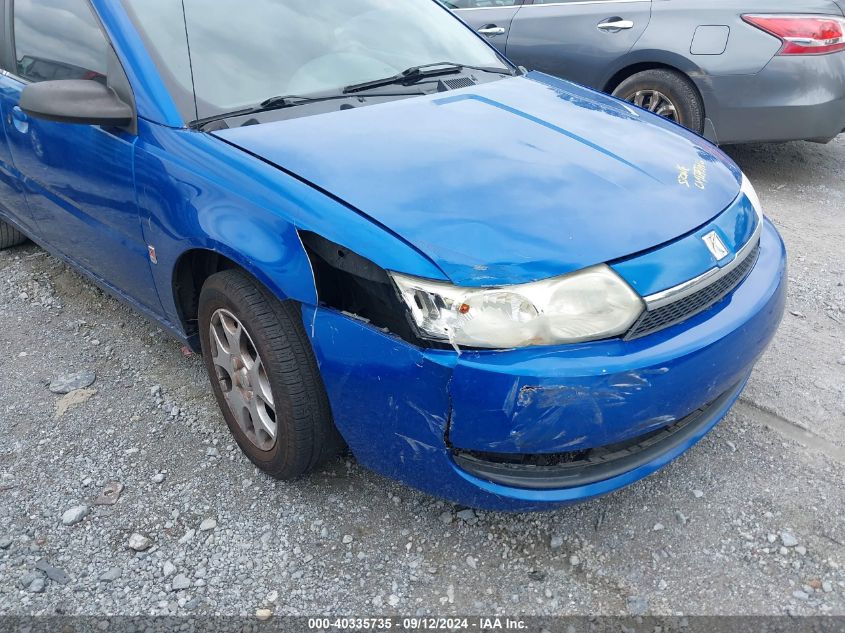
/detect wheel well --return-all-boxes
[172,249,243,342]
[604,62,694,95]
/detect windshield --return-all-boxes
[123,0,510,122]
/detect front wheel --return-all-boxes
[0,220,27,250]
[198,269,343,479]
[612,69,704,134]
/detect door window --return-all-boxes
[443,0,520,7]
[13,0,109,84]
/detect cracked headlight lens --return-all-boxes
[391,265,644,349]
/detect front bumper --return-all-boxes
[451,378,745,490]
[701,53,845,144]
[305,220,786,511]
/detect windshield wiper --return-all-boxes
[258,94,341,109]
[191,61,515,129]
[190,91,421,130]
[343,62,513,94]
[191,94,347,129]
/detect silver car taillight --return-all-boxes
[743,14,845,55]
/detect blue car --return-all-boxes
[0,0,786,511]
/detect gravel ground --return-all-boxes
[0,138,843,618]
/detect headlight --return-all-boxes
[741,174,764,222]
[391,265,644,349]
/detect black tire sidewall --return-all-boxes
[0,221,27,250]
[198,281,294,474]
[613,70,704,134]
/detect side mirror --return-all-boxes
[20,79,134,128]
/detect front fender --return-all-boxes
[133,121,447,334]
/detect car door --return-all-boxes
[506,0,653,88]
[5,0,161,310]
[0,0,31,232]
[449,0,524,54]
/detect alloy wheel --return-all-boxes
[626,89,679,122]
[208,308,277,451]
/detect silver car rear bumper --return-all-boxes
[700,52,845,144]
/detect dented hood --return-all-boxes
[214,73,742,286]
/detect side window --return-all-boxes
[13,0,109,84]
[443,0,520,8]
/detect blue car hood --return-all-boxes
[215,73,742,286]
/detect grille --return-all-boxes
[441,77,476,90]
[626,240,761,340]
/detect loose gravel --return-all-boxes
[0,138,843,617]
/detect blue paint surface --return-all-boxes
[0,1,786,510]
[309,221,785,510]
[612,191,759,296]
[215,72,743,286]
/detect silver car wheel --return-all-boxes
[628,90,678,121]
[209,308,277,451]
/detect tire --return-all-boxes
[198,269,343,479]
[612,69,704,134]
[0,220,27,250]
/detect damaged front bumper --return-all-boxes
[304,220,786,511]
